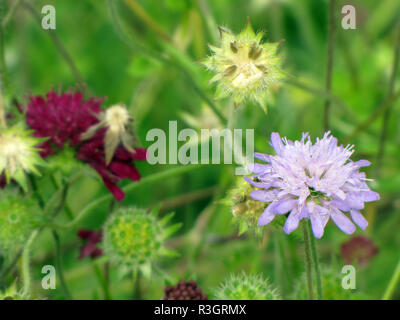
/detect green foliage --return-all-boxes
[0,0,398,300]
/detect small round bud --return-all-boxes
[0,191,44,254]
[213,272,280,300]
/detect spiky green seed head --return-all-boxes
[294,266,369,300]
[0,124,46,191]
[223,178,266,235]
[0,191,44,254]
[213,272,280,300]
[0,282,26,300]
[202,18,285,113]
[103,207,181,278]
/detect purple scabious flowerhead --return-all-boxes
[245,132,380,238]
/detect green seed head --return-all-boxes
[103,207,180,276]
[0,124,46,191]
[213,272,280,300]
[202,18,285,113]
[0,191,44,254]
[224,178,266,235]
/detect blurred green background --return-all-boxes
[1,0,399,299]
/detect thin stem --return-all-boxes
[323,0,336,132]
[21,230,39,297]
[343,89,400,144]
[28,174,45,208]
[23,1,85,86]
[196,0,218,43]
[124,0,172,42]
[275,230,292,297]
[106,0,226,123]
[382,257,400,300]
[132,269,141,300]
[93,262,112,300]
[59,164,206,229]
[2,0,21,28]
[52,231,73,300]
[285,77,357,120]
[376,26,400,177]
[0,0,9,102]
[308,224,323,300]
[302,221,314,300]
[0,93,5,128]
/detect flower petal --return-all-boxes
[258,205,275,226]
[283,208,300,234]
[250,190,275,202]
[362,191,380,202]
[273,199,297,214]
[350,210,368,230]
[330,209,356,235]
[270,132,284,155]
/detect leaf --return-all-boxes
[163,223,182,239]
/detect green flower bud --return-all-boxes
[103,207,181,278]
[213,272,280,300]
[0,191,44,255]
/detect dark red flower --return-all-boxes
[25,90,146,201]
[341,235,379,266]
[77,229,103,260]
[163,280,207,300]
[26,91,103,157]
[0,174,6,189]
[77,132,147,201]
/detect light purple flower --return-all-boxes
[245,132,379,238]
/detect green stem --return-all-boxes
[52,231,73,300]
[2,0,21,28]
[93,262,112,300]
[23,1,85,86]
[275,230,292,297]
[376,25,400,178]
[21,230,39,298]
[308,224,323,300]
[57,165,205,229]
[106,0,227,124]
[132,269,141,300]
[382,257,400,300]
[302,221,314,300]
[123,0,172,42]
[323,0,336,132]
[0,0,8,128]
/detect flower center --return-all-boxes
[231,62,264,88]
[0,135,31,173]
[105,105,130,129]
